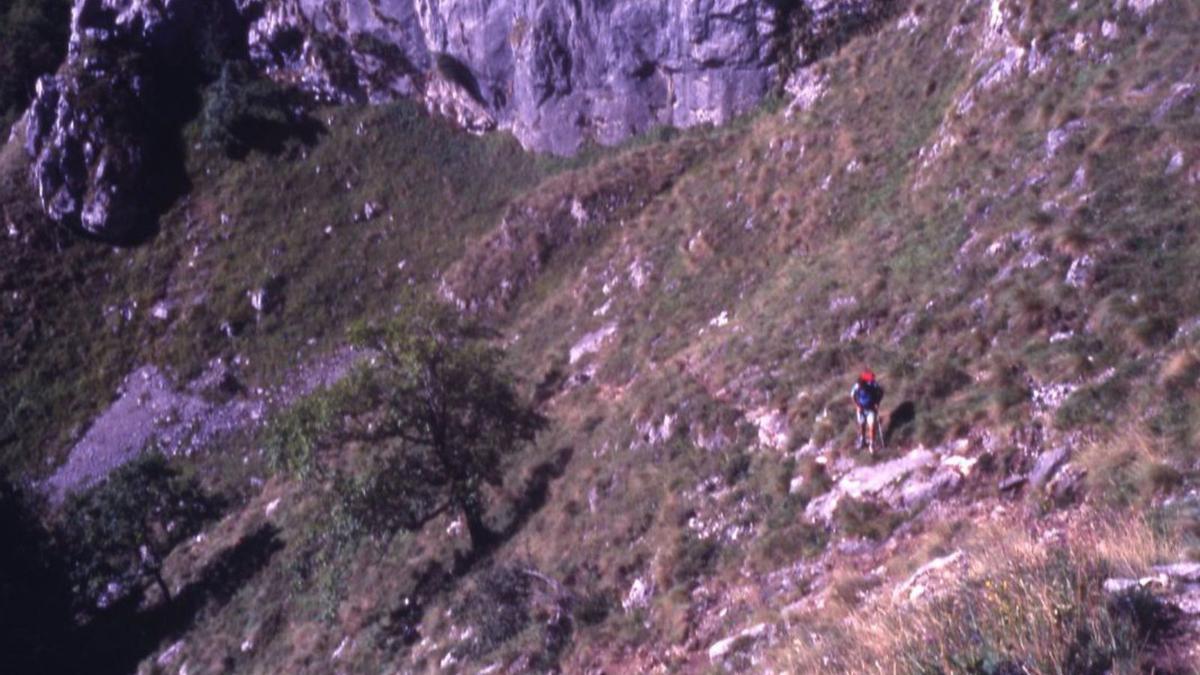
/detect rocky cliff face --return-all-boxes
[22,0,891,240]
[243,0,894,154]
[245,0,788,154]
[23,0,242,241]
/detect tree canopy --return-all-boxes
[59,453,219,606]
[346,295,545,549]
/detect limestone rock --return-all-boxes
[1152,562,1200,583]
[805,448,941,522]
[1029,446,1069,488]
[707,622,768,662]
[24,0,242,241]
[241,0,895,154]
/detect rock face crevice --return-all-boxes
[22,0,896,240]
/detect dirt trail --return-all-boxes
[44,346,371,499]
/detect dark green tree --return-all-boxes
[200,60,309,157]
[348,295,544,550]
[0,0,70,133]
[59,453,219,605]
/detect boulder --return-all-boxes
[805,449,942,522]
[1103,578,1138,594]
[707,622,768,662]
[893,550,965,602]
[1029,446,1069,488]
[998,475,1026,492]
[838,449,938,499]
[24,0,241,241]
[1152,562,1200,583]
[899,468,963,510]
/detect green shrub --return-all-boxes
[58,453,220,606]
[668,532,720,588]
[286,503,362,622]
[334,448,446,536]
[833,497,905,541]
[263,385,352,479]
[200,60,311,157]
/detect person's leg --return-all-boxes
[857,408,866,448]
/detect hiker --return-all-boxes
[851,369,885,452]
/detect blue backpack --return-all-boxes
[855,383,877,408]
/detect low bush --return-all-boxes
[833,497,905,541]
[200,61,318,157]
[667,532,720,589]
[262,375,370,479]
[455,564,534,658]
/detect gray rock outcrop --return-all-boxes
[23,0,241,241]
[244,0,894,154]
[23,0,894,237]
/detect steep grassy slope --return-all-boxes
[1,103,607,475]
[3,0,1200,672]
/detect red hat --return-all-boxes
[860,369,876,383]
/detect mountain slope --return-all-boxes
[3,0,1200,672]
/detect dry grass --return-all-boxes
[1160,349,1200,390]
[1078,428,1185,509]
[778,511,1183,673]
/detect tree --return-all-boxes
[59,453,219,605]
[348,294,544,550]
[200,60,315,157]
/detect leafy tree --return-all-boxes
[59,453,220,605]
[0,0,70,134]
[348,294,544,549]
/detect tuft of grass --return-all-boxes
[1077,429,1185,509]
[833,497,906,542]
[1160,349,1200,390]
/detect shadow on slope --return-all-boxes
[74,523,284,675]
